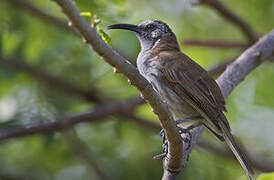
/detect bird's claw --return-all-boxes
[178,127,192,150]
[159,129,165,140]
[155,129,168,159]
[157,121,193,158]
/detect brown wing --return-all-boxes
[159,52,230,131]
[157,52,254,177]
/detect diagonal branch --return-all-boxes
[4,1,274,178]
[51,0,274,178]
[52,0,183,179]
[198,0,258,43]
[4,0,229,81]
[217,31,274,98]
[186,29,274,175]
[5,0,259,80]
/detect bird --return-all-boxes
[108,19,254,179]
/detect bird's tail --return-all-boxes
[218,117,254,180]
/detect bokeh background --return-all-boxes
[0,0,274,179]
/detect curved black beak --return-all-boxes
[107,23,141,33]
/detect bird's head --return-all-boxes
[108,19,175,51]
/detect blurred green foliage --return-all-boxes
[0,0,274,179]
[257,173,274,180]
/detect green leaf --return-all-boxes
[97,26,111,45]
[80,12,92,17]
[80,12,110,44]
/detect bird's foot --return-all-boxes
[177,126,192,150]
[175,117,203,150]
[154,120,193,160]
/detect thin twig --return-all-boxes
[182,40,248,49]
[198,0,258,43]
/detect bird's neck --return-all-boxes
[149,33,180,56]
[137,33,179,77]
[139,33,180,55]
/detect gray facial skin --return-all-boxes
[135,19,171,51]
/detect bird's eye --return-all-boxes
[147,24,155,29]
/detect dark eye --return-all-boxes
[147,24,155,29]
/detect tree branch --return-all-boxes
[5,0,274,178]
[52,0,184,178]
[4,0,229,85]
[1,103,274,173]
[3,0,145,104]
[5,0,260,80]
[0,97,143,141]
[50,0,274,178]
[217,31,274,98]
[128,115,274,173]
[182,39,248,49]
[184,29,274,176]
[198,0,258,43]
